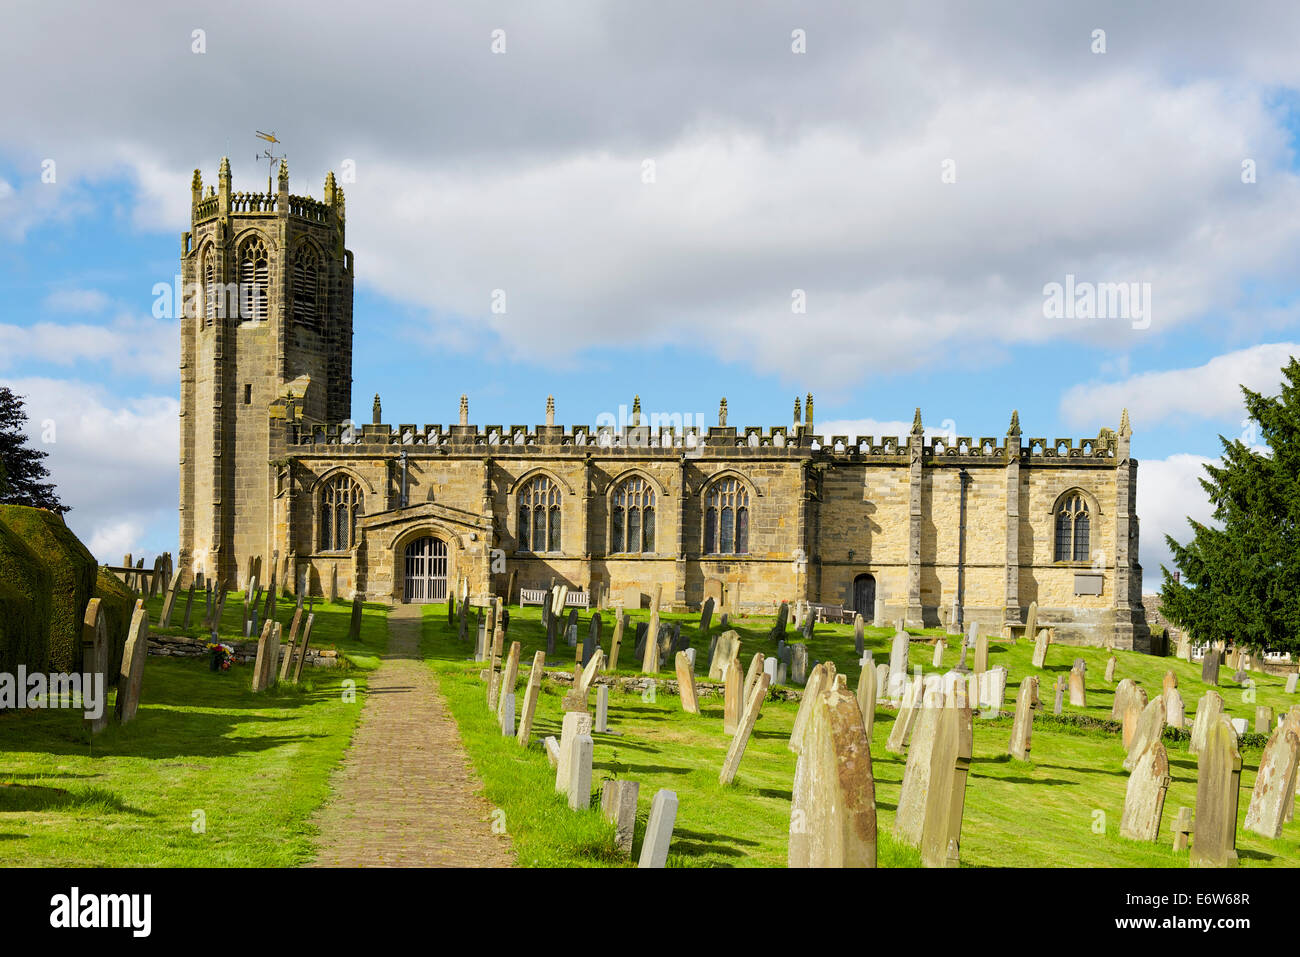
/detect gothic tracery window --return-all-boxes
[1055,493,1090,562]
[320,474,363,552]
[201,247,220,325]
[292,243,321,326]
[238,237,270,322]
[704,477,749,555]
[611,477,655,554]
[517,475,562,553]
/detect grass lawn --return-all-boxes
[425,602,1300,868]
[0,594,386,866]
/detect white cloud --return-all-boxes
[0,315,178,383]
[42,288,110,313]
[1059,342,1299,432]
[0,376,178,564]
[1136,453,1217,593]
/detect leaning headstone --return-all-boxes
[608,614,626,671]
[720,674,772,786]
[920,690,974,868]
[1053,675,1066,715]
[81,598,111,734]
[1009,676,1038,761]
[676,652,700,715]
[582,614,603,668]
[566,733,595,810]
[1189,690,1225,756]
[788,683,877,868]
[1023,600,1038,643]
[555,711,593,795]
[896,703,942,845]
[1162,670,1178,695]
[1120,739,1171,842]
[637,789,679,869]
[562,649,605,713]
[885,672,923,755]
[708,631,741,681]
[631,622,648,663]
[159,572,183,628]
[544,736,560,766]
[602,780,639,857]
[642,609,661,673]
[789,661,835,753]
[1201,649,1220,686]
[1031,629,1049,669]
[291,613,315,683]
[181,582,196,629]
[515,651,547,746]
[496,641,522,721]
[1190,716,1243,868]
[1111,678,1140,721]
[279,608,303,681]
[742,653,765,711]
[769,601,789,640]
[1124,697,1167,771]
[699,597,714,634]
[1121,686,1150,751]
[251,620,281,693]
[1243,719,1300,839]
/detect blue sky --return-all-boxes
[3,1,1300,591]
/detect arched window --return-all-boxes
[292,244,320,326]
[320,474,363,551]
[704,477,750,555]
[1054,493,1090,562]
[201,248,220,325]
[518,475,562,553]
[611,477,655,554]
[238,237,270,322]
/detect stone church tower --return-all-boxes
[178,157,353,586]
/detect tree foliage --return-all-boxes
[1160,357,1300,653]
[0,386,67,514]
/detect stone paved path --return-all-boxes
[312,603,514,867]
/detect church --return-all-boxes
[176,159,1151,649]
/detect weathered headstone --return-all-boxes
[291,613,315,683]
[566,733,595,810]
[873,594,886,628]
[601,780,639,857]
[889,628,909,682]
[1255,706,1274,735]
[1111,678,1141,721]
[699,597,714,634]
[675,652,699,714]
[1189,690,1225,757]
[500,693,515,736]
[788,683,877,868]
[562,649,605,712]
[595,684,609,733]
[637,789,678,869]
[875,663,889,702]
[720,674,772,786]
[608,613,626,671]
[790,643,810,686]
[885,672,923,755]
[1286,672,1299,694]
[1120,739,1171,842]
[769,600,789,640]
[932,639,946,669]
[973,634,989,675]
[742,652,765,712]
[1031,629,1050,669]
[1121,686,1150,751]
[497,641,522,721]
[555,711,593,795]
[279,608,303,682]
[1190,716,1242,868]
[1023,601,1038,643]
[1103,656,1116,683]
[1172,806,1193,852]
[252,620,282,693]
[856,663,877,739]
[853,613,865,657]
[1053,674,1066,715]
[1164,687,1186,730]
[1009,676,1038,761]
[708,631,741,681]
[1201,649,1220,686]
[1069,661,1087,707]
[723,654,742,734]
[81,598,111,734]
[1243,720,1299,839]
[789,661,835,753]
[920,691,974,867]
[1124,696,1167,771]
[515,651,547,746]
[896,703,942,844]
[159,572,183,628]
[642,608,661,673]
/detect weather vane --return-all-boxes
[255,130,283,193]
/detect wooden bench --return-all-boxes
[519,588,547,608]
[808,602,851,624]
[563,591,590,609]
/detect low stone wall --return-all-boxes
[147,632,340,668]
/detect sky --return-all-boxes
[2,0,1299,592]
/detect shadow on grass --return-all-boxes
[0,783,147,816]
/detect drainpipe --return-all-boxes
[400,449,409,509]
[957,469,970,631]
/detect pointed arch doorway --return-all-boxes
[403,537,448,603]
[853,573,876,616]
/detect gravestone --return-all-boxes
[182,582,195,629]
[1121,687,1150,751]
[973,634,989,675]
[1201,650,1220,686]
[1124,697,1167,771]
[566,622,577,649]
[595,684,609,733]
[1285,672,1299,694]
[1120,739,1171,842]
[1243,720,1300,839]
[801,609,815,642]
[787,683,877,868]
[1111,678,1140,721]
[743,653,765,711]
[1189,690,1225,756]
[1104,656,1116,683]
[885,672,923,755]
[723,655,743,734]
[769,601,789,640]
[1162,670,1178,695]
[80,598,111,734]
[1190,716,1242,868]
[920,693,974,868]
[566,733,595,810]
[790,644,810,686]
[1009,676,1038,761]
[562,650,605,713]
[637,789,679,869]
[515,651,547,745]
[853,614,865,657]
[500,693,515,736]
[1164,688,1186,729]
[873,594,885,628]
[631,622,648,662]
[555,711,593,796]
[328,565,338,603]
[1255,706,1274,735]
[279,608,303,681]
[583,614,603,668]
[291,613,315,683]
[1053,675,1066,716]
[252,621,282,693]
[608,614,626,670]
[932,640,946,669]
[497,641,522,722]
[1172,806,1194,852]
[159,572,183,628]
[1031,629,1050,669]
[676,652,700,714]
[889,628,909,682]
[1023,601,1038,643]
[708,631,741,681]
[856,661,877,739]
[875,663,889,702]
[699,597,714,634]
[720,674,772,786]
[789,662,834,753]
[1069,661,1087,707]
[896,703,942,844]
[601,780,639,856]
[642,609,661,673]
